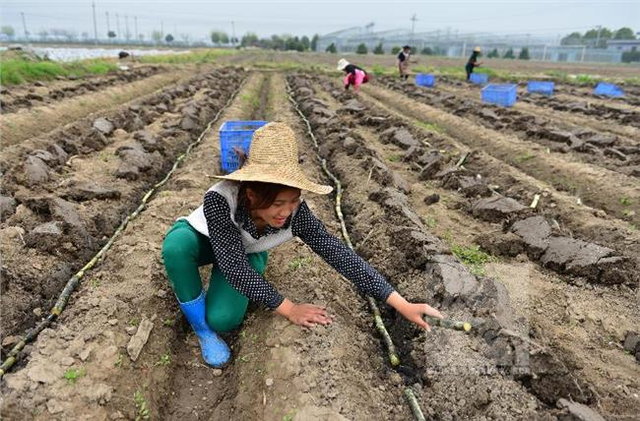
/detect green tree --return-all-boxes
[165,34,174,43]
[487,48,499,58]
[326,42,337,53]
[1,25,15,38]
[301,35,310,51]
[621,50,640,63]
[373,42,384,54]
[210,31,221,44]
[220,33,229,44]
[310,34,319,51]
[503,48,515,59]
[151,30,163,44]
[518,47,530,60]
[107,30,116,39]
[421,47,433,55]
[614,27,636,40]
[561,32,583,45]
[241,32,258,47]
[356,43,368,54]
[583,27,613,48]
[391,46,401,54]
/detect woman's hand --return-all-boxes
[276,299,333,328]
[386,291,443,331]
[397,302,443,331]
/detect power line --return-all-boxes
[21,12,29,39]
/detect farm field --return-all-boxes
[1,51,639,420]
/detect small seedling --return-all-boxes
[133,390,150,421]
[422,215,437,228]
[155,354,171,366]
[515,152,536,163]
[251,333,258,342]
[114,353,124,368]
[240,330,247,339]
[451,244,493,276]
[239,355,250,363]
[387,154,402,162]
[619,197,633,206]
[288,256,312,271]
[63,367,86,384]
[163,318,175,327]
[129,317,140,327]
[90,278,101,288]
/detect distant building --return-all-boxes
[606,39,640,52]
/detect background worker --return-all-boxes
[397,45,412,80]
[465,46,484,81]
[337,58,370,93]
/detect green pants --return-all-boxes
[161,219,268,332]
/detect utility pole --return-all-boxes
[231,21,236,46]
[92,2,98,44]
[21,12,29,40]
[410,13,418,43]
[161,21,164,37]
[134,16,138,42]
[106,11,111,35]
[125,15,130,42]
[116,13,121,41]
[595,25,603,48]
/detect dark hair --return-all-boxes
[238,181,300,210]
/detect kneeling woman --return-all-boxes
[162,122,443,367]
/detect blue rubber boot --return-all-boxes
[178,290,231,367]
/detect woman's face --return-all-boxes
[248,188,301,228]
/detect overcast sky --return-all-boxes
[1,0,638,41]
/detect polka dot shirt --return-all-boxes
[203,191,395,310]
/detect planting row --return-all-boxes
[0,67,247,347]
[0,66,164,114]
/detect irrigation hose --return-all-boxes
[283,78,433,419]
[0,78,246,379]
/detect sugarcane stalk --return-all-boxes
[530,194,541,209]
[287,81,400,367]
[1,78,246,379]
[425,316,472,333]
[456,152,470,167]
[403,388,427,421]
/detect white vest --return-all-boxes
[181,180,299,254]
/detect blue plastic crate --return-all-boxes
[415,73,436,87]
[219,120,268,173]
[469,73,489,85]
[527,81,555,96]
[593,82,624,98]
[481,84,517,107]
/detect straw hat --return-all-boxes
[214,122,333,195]
[336,58,349,70]
[473,46,482,53]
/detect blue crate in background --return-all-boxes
[481,84,517,107]
[415,73,436,87]
[219,120,268,173]
[470,73,489,85]
[527,81,555,96]
[593,82,624,98]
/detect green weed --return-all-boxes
[114,353,124,368]
[288,256,312,271]
[416,121,444,133]
[451,244,493,276]
[139,49,235,64]
[133,390,150,420]
[422,215,437,228]
[0,57,117,86]
[155,354,171,366]
[63,367,86,384]
[163,318,175,327]
[619,197,633,206]
[388,154,402,162]
[514,152,536,163]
